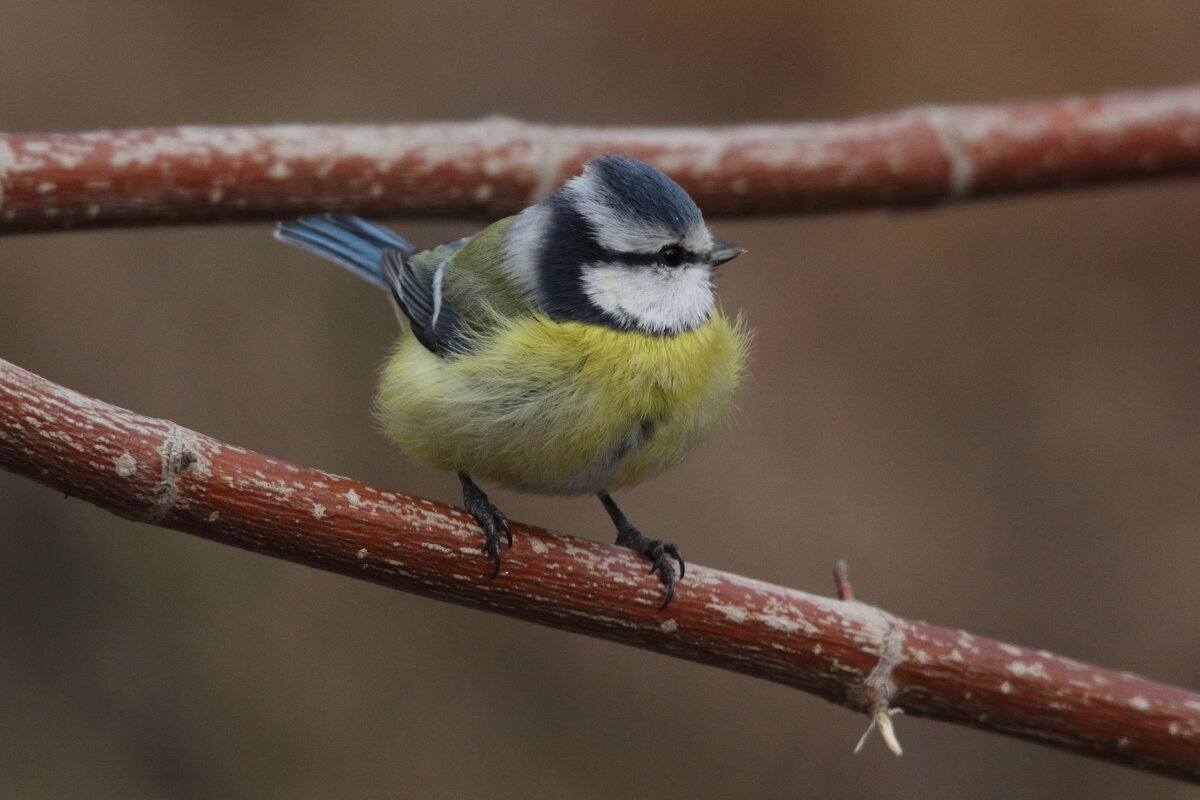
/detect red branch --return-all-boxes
[1,355,1197,782]
[2,86,1200,234]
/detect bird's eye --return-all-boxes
[659,245,685,267]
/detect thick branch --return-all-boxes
[2,86,1200,234]
[1,356,1198,781]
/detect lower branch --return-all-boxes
[1,355,1197,782]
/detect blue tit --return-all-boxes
[276,155,747,607]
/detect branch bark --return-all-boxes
[2,355,1197,782]
[2,85,1200,234]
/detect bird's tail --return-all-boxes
[274,213,417,290]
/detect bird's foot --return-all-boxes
[459,472,511,577]
[598,492,685,609]
[615,524,686,609]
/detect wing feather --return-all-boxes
[382,250,469,356]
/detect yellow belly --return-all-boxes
[375,312,747,494]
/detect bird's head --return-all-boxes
[505,154,743,335]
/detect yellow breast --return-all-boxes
[375,312,747,494]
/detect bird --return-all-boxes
[275,154,747,608]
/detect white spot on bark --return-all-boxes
[1128,696,1151,711]
[707,603,749,623]
[1000,681,1013,694]
[757,613,815,634]
[356,548,368,559]
[113,452,137,477]
[1008,661,1050,680]
[659,619,678,633]
[310,503,326,519]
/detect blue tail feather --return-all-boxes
[274,214,416,290]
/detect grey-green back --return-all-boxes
[399,216,534,355]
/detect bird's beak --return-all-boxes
[709,240,745,266]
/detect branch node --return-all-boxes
[922,106,975,199]
[846,598,906,748]
[146,423,201,522]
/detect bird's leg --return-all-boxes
[459,472,511,578]
[598,492,685,609]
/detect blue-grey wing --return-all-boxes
[275,214,471,356]
[274,214,417,289]
[381,247,470,357]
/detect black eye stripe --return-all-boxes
[594,246,704,266]
[659,245,685,267]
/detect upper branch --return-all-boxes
[1,355,1197,782]
[2,86,1200,234]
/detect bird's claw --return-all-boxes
[460,473,511,578]
[650,543,685,610]
[647,542,685,581]
[472,505,509,578]
[499,511,512,547]
[615,527,685,609]
[672,544,685,580]
[656,563,677,610]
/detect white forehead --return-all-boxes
[565,169,713,254]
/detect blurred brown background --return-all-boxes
[2,2,1199,798]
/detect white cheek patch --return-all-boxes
[580,262,715,334]
[566,171,713,254]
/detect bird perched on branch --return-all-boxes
[276,155,747,607]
